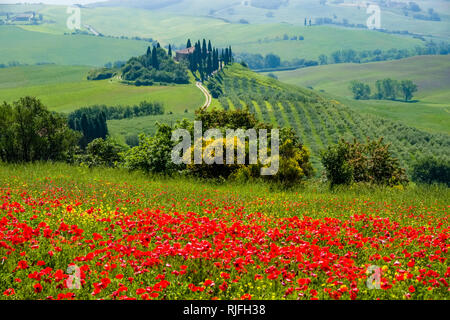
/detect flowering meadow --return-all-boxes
[0,163,448,300]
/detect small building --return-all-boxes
[12,13,35,22]
[175,47,195,62]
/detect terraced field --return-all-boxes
[213,64,450,171]
[270,55,450,134]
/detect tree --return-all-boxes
[264,54,281,68]
[0,97,79,162]
[321,138,408,187]
[350,81,371,100]
[400,80,418,101]
[80,137,126,167]
[151,46,159,69]
[411,156,449,186]
[186,39,192,48]
[168,44,172,57]
[319,54,328,65]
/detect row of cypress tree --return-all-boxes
[185,39,233,80]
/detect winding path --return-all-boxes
[196,81,212,110]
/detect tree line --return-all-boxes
[235,41,449,71]
[186,39,233,81]
[0,96,448,187]
[350,79,418,102]
[68,102,164,147]
[121,44,190,85]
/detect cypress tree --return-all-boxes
[208,40,212,53]
[152,46,159,69]
[207,53,212,75]
[186,39,192,48]
[146,46,151,55]
[168,44,172,57]
[202,39,207,60]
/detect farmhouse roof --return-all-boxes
[176,47,195,55]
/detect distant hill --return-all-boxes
[211,63,450,171]
[89,0,183,9]
[0,64,204,113]
[270,55,450,134]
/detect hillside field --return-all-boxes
[0,65,205,114]
[213,63,449,171]
[0,5,425,64]
[0,26,149,66]
[0,162,448,300]
[270,55,450,134]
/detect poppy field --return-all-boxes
[0,163,448,300]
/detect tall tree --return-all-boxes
[202,39,207,60]
[152,46,159,69]
[168,44,172,57]
[186,39,192,48]
[400,80,418,101]
[208,40,212,53]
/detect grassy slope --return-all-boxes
[0,65,205,114]
[270,55,450,134]
[0,26,149,66]
[215,63,449,171]
[1,5,424,63]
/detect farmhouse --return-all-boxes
[175,46,195,61]
[12,13,35,22]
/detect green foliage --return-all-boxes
[350,78,417,101]
[77,137,127,168]
[122,123,183,174]
[350,81,371,100]
[122,47,189,85]
[206,78,223,98]
[87,67,116,80]
[68,109,108,148]
[375,78,399,100]
[0,97,79,162]
[400,80,418,101]
[321,138,409,187]
[411,156,450,186]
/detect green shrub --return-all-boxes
[122,123,184,174]
[411,156,450,186]
[87,68,116,80]
[77,137,126,168]
[321,138,408,187]
[0,97,79,163]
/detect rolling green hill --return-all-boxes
[212,63,449,171]
[0,26,149,66]
[1,4,424,64]
[87,0,450,39]
[0,65,205,113]
[268,55,450,134]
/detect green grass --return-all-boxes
[1,5,425,64]
[0,161,448,300]
[108,113,195,143]
[270,55,450,134]
[0,25,149,66]
[0,65,205,114]
[215,63,450,171]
